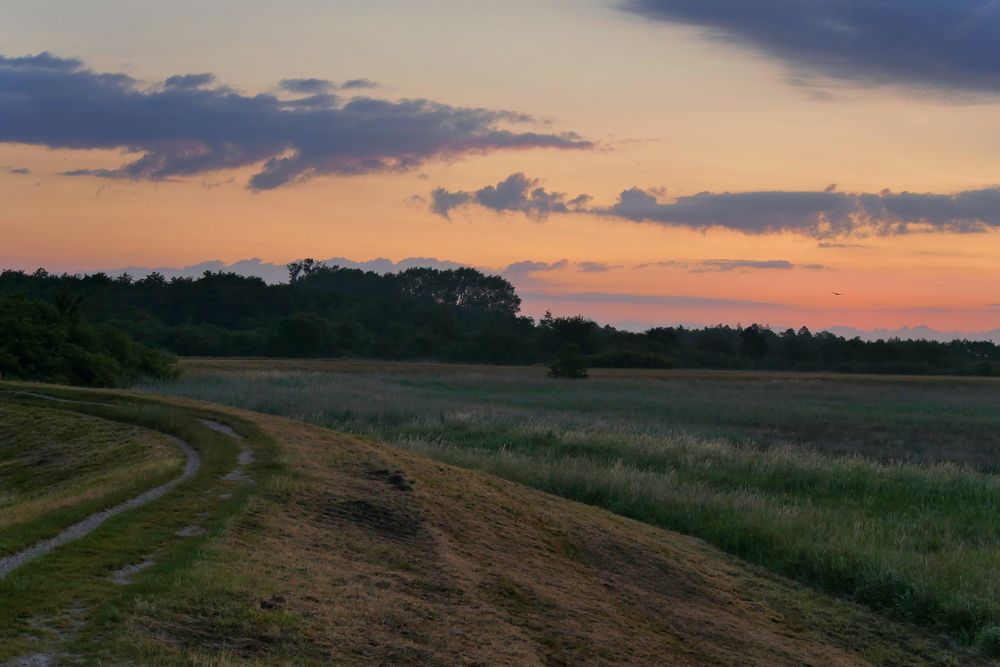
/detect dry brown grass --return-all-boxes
[0,400,183,542]
[118,395,983,665]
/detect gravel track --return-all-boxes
[201,419,255,481]
[0,395,201,579]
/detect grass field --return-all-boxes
[150,358,1000,655]
[0,387,270,663]
[0,400,183,557]
[0,381,990,664]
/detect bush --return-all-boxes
[0,296,176,387]
[549,343,588,379]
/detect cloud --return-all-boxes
[817,242,870,249]
[278,78,378,95]
[501,259,569,287]
[342,78,378,90]
[635,259,827,272]
[696,259,793,272]
[278,78,334,94]
[600,187,862,235]
[434,173,1000,237]
[5,166,30,175]
[0,52,591,191]
[520,290,788,308]
[430,173,590,219]
[164,73,215,89]
[623,1,1000,95]
[825,325,1000,344]
[577,261,622,273]
[430,188,473,218]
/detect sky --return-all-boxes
[3,0,1000,335]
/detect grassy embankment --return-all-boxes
[0,381,988,664]
[154,358,1000,655]
[0,387,271,662]
[0,400,184,556]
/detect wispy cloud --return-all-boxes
[634,259,826,272]
[597,186,1000,236]
[577,261,623,273]
[818,242,870,249]
[623,0,1000,96]
[697,259,792,272]
[431,173,1000,237]
[0,53,591,191]
[520,290,789,309]
[277,78,378,94]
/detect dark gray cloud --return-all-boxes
[342,78,378,90]
[279,77,334,94]
[430,173,590,219]
[429,189,472,217]
[5,166,30,175]
[435,173,1000,237]
[602,186,1000,236]
[278,78,378,94]
[0,53,591,190]
[623,0,1000,94]
[164,73,215,89]
[601,188,858,235]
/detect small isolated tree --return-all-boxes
[549,343,588,379]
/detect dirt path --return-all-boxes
[0,397,201,579]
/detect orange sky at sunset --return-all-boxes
[3,0,1000,335]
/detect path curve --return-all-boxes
[0,395,201,579]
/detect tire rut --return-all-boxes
[0,394,201,579]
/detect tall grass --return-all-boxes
[145,367,1000,652]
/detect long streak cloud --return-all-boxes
[0,53,591,190]
[431,174,1000,237]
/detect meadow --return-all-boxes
[151,359,1000,654]
[6,384,973,664]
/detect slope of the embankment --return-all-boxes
[0,387,985,665]
[113,396,981,666]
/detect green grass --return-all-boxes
[145,364,1000,654]
[0,400,184,556]
[0,386,281,663]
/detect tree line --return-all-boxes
[0,293,176,386]
[1,263,998,381]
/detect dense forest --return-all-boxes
[0,294,176,386]
[1,262,999,378]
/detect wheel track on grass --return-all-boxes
[0,392,203,578]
